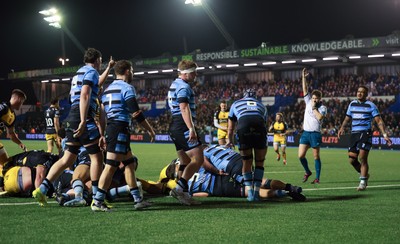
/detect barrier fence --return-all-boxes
[2,133,398,150]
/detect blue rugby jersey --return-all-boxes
[102,80,136,123]
[188,167,214,194]
[204,144,242,171]
[167,78,196,119]
[346,100,380,132]
[69,65,100,120]
[228,97,267,121]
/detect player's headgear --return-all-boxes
[243,88,256,98]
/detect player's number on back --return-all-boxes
[45,118,53,127]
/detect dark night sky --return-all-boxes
[1,0,399,78]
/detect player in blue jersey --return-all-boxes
[200,144,304,200]
[226,88,268,201]
[124,145,304,201]
[338,86,392,191]
[298,68,327,184]
[167,60,204,206]
[32,48,113,206]
[91,60,155,212]
[44,98,61,154]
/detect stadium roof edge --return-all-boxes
[6,33,400,82]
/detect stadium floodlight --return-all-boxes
[59,57,69,66]
[41,80,50,83]
[226,64,239,68]
[185,0,202,6]
[185,0,236,49]
[349,55,361,59]
[368,54,384,58]
[61,78,71,81]
[162,69,174,73]
[39,8,61,28]
[147,70,159,74]
[134,72,145,75]
[196,67,205,70]
[40,7,68,65]
[392,53,400,56]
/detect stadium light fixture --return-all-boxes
[185,0,236,49]
[302,59,317,63]
[349,55,361,59]
[134,72,145,75]
[59,57,69,66]
[244,63,257,66]
[368,54,384,58]
[262,61,276,65]
[196,67,205,70]
[226,64,239,68]
[392,53,400,56]
[323,56,339,61]
[147,70,159,74]
[282,60,296,64]
[185,0,202,6]
[40,7,68,65]
[162,69,174,73]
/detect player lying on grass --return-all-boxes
[0,150,59,197]
[106,145,306,203]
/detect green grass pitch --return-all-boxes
[0,140,399,243]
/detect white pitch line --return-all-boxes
[1,184,399,206]
[0,201,57,206]
[303,184,400,191]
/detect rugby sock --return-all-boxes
[91,180,99,198]
[253,167,264,200]
[72,179,84,199]
[300,158,311,174]
[93,188,107,204]
[263,179,272,189]
[108,185,130,201]
[315,159,321,180]
[275,190,287,198]
[282,152,286,160]
[351,160,361,173]
[39,178,52,195]
[359,176,368,184]
[243,171,253,201]
[130,187,142,203]
[284,184,292,191]
[176,178,188,192]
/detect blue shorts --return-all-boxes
[299,131,322,148]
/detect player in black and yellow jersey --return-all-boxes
[213,100,229,145]
[44,98,61,154]
[0,150,58,196]
[269,113,289,165]
[0,89,27,166]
